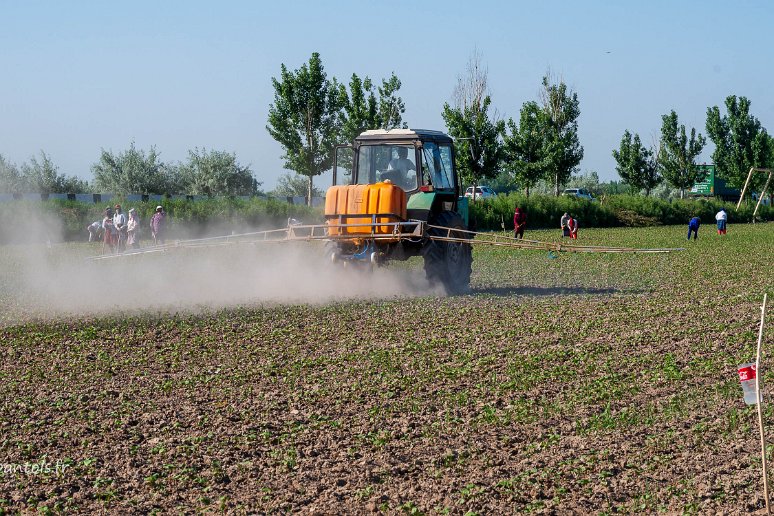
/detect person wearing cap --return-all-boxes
[715,208,728,235]
[126,208,140,249]
[150,205,166,245]
[113,204,127,252]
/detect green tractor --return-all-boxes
[325,129,473,293]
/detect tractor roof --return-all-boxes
[356,128,453,144]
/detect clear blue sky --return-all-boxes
[2,0,773,190]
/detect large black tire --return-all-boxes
[422,211,473,294]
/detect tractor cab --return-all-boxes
[326,128,473,294]
[332,129,466,224]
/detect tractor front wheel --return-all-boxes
[422,211,472,294]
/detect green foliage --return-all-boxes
[339,74,378,143]
[176,148,259,197]
[377,73,406,131]
[487,168,519,194]
[442,95,504,189]
[565,171,605,197]
[338,72,407,143]
[272,173,324,198]
[0,154,24,193]
[612,131,662,195]
[22,151,90,194]
[0,152,89,194]
[658,111,706,196]
[468,193,771,231]
[92,142,174,195]
[266,53,341,203]
[502,101,548,196]
[540,75,584,195]
[443,51,504,191]
[706,95,771,191]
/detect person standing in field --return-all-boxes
[150,205,166,245]
[567,215,578,240]
[126,208,140,249]
[113,204,127,252]
[715,208,727,235]
[560,212,571,237]
[687,216,701,240]
[513,207,527,239]
[102,206,117,254]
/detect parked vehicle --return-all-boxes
[464,186,496,200]
[562,188,594,201]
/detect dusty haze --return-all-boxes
[0,239,444,325]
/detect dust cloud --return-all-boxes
[1,239,444,325]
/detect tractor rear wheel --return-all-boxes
[324,240,341,264]
[422,211,472,294]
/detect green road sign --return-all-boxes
[691,165,715,195]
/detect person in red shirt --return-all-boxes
[567,216,578,239]
[513,207,527,239]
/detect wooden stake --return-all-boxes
[756,293,770,514]
[737,167,756,211]
[753,172,773,221]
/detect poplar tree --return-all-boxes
[442,51,504,197]
[658,110,706,198]
[267,53,341,205]
[706,95,771,192]
[612,131,662,196]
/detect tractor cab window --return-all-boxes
[420,142,454,190]
[357,144,418,192]
[334,146,354,186]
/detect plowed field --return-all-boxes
[1,224,773,514]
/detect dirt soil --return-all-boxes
[1,227,773,514]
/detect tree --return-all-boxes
[61,175,91,194]
[502,101,548,197]
[20,151,89,194]
[0,155,24,193]
[266,52,341,205]
[539,74,584,196]
[658,110,706,198]
[1,152,88,194]
[339,74,378,143]
[612,131,662,196]
[177,148,259,196]
[442,51,504,198]
[92,142,171,194]
[706,95,771,192]
[339,72,407,143]
[565,171,604,197]
[377,73,406,130]
[272,172,324,198]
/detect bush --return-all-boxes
[469,193,772,231]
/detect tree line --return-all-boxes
[0,145,260,197]
[3,51,770,200]
[265,52,585,201]
[268,52,774,202]
[613,96,773,198]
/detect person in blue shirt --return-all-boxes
[687,216,701,240]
